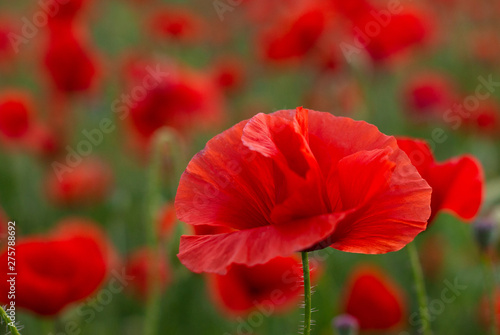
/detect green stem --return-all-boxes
[143,130,171,335]
[481,253,498,335]
[407,242,432,335]
[0,305,21,335]
[40,319,55,334]
[301,251,312,335]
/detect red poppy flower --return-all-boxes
[396,138,483,224]
[127,61,224,141]
[404,73,456,117]
[157,203,177,240]
[0,218,114,316]
[343,264,406,330]
[351,8,432,62]
[125,248,170,300]
[0,91,34,139]
[176,107,431,274]
[44,158,113,206]
[478,289,500,332]
[211,57,246,92]
[149,7,203,43]
[419,234,446,280]
[23,123,60,158]
[469,30,500,66]
[208,255,318,316]
[43,25,98,94]
[259,6,328,62]
[461,100,500,136]
[46,0,89,26]
[0,19,16,62]
[331,0,374,21]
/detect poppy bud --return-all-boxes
[473,217,497,253]
[332,314,359,335]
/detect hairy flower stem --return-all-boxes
[481,253,498,335]
[301,251,312,335]
[143,129,174,335]
[0,305,21,335]
[407,242,432,335]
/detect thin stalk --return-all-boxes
[407,242,432,335]
[481,253,498,335]
[0,305,21,335]
[143,130,171,335]
[301,251,312,335]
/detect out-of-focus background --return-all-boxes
[0,0,499,334]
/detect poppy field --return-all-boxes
[0,0,499,334]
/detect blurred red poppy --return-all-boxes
[43,25,99,94]
[211,57,246,93]
[350,7,433,63]
[46,0,90,28]
[343,264,406,330]
[149,7,203,43]
[127,61,224,142]
[23,123,60,158]
[0,91,34,140]
[419,234,446,280]
[44,158,113,207]
[404,72,457,117]
[125,248,170,300]
[208,255,318,316]
[0,218,114,316]
[176,107,431,274]
[461,100,500,136]
[157,203,177,240]
[0,18,16,63]
[259,5,328,62]
[330,0,374,21]
[469,30,500,66]
[397,137,483,224]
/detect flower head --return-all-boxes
[397,137,484,224]
[343,264,406,330]
[176,107,431,274]
[0,219,114,316]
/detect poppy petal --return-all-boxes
[175,120,275,230]
[178,212,347,274]
[397,138,484,222]
[329,149,431,254]
[241,107,329,223]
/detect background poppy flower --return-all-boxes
[0,91,34,140]
[0,218,114,316]
[349,7,433,63]
[211,57,246,93]
[149,7,203,43]
[127,61,224,142]
[46,0,89,26]
[419,234,446,280]
[403,72,457,118]
[44,157,114,207]
[125,248,170,300]
[258,5,328,62]
[157,203,177,240]
[43,25,99,94]
[22,123,60,158]
[0,18,16,64]
[461,100,500,136]
[343,264,407,330]
[208,255,318,316]
[396,137,484,224]
[176,107,431,274]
